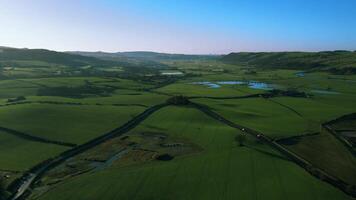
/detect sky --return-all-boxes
[0,0,355,54]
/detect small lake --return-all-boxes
[193,82,221,88]
[161,71,184,76]
[193,81,275,90]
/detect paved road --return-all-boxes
[9,103,169,200]
[10,174,35,200]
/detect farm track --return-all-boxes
[9,101,356,200]
[0,126,76,147]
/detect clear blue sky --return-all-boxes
[0,0,355,54]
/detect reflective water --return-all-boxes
[193,81,275,90]
[295,72,305,77]
[193,82,221,88]
[161,71,184,75]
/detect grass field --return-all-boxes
[1,58,355,200]
[192,97,312,138]
[0,131,68,171]
[35,106,351,200]
[0,104,145,144]
[282,130,356,185]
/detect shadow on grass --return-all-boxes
[244,144,291,162]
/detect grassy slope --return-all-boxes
[0,76,167,144]
[285,130,356,185]
[0,47,116,67]
[37,106,351,200]
[221,51,356,70]
[192,98,312,138]
[0,131,67,170]
[0,104,144,144]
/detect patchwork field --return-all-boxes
[1,55,355,200]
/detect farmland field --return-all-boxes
[0,48,355,200]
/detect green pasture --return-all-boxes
[0,104,144,144]
[36,106,351,200]
[192,97,312,138]
[0,131,67,171]
[285,130,356,185]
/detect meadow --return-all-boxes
[35,106,351,200]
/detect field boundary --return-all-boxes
[0,126,76,147]
[322,113,356,156]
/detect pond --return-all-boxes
[193,82,221,88]
[192,80,276,90]
[295,72,305,77]
[161,71,184,76]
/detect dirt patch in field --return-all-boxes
[35,131,202,196]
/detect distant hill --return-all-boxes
[69,51,219,62]
[0,47,117,68]
[221,51,356,73]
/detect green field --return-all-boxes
[0,131,67,171]
[34,106,351,200]
[1,48,356,200]
[0,104,144,144]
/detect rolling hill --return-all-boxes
[221,51,356,74]
[69,51,219,61]
[0,47,117,68]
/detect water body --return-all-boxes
[311,90,340,95]
[295,72,305,77]
[216,81,245,85]
[161,71,184,76]
[92,148,130,171]
[193,82,221,88]
[248,82,274,90]
[193,81,275,90]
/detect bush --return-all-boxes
[166,95,190,105]
[7,96,26,103]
